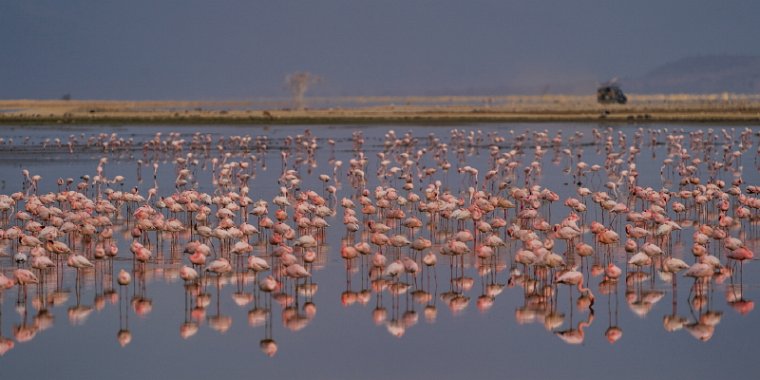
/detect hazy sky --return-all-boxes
[2,0,759,99]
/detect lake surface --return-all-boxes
[0,123,758,379]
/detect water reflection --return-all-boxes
[0,125,757,361]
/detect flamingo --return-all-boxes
[180,266,199,282]
[259,275,278,293]
[284,264,310,279]
[205,258,232,275]
[0,273,16,290]
[248,255,270,272]
[662,257,690,274]
[727,246,754,282]
[117,269,132,286]
[422,252,437,267]
[685,262,713,280]
[14,268,38,297]
[555,268,594,307]
[605,263,622,280]
[383,260,404,278]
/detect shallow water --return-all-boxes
[0,123,758,380]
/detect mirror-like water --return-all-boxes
[0,123,758,379]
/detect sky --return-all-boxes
[1,0,759,99]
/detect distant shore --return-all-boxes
[2,95,760,124]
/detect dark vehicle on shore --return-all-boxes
[597,84,627,104]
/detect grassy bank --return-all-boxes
[2,95,760,124]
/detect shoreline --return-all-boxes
[2,96,760,125]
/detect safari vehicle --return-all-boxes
[597,83,627,104]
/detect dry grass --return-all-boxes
[2,94,760,124]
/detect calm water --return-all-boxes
[0,123,758,380]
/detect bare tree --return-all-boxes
[285,72,322,110]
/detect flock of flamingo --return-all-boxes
[0,125,758,357]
